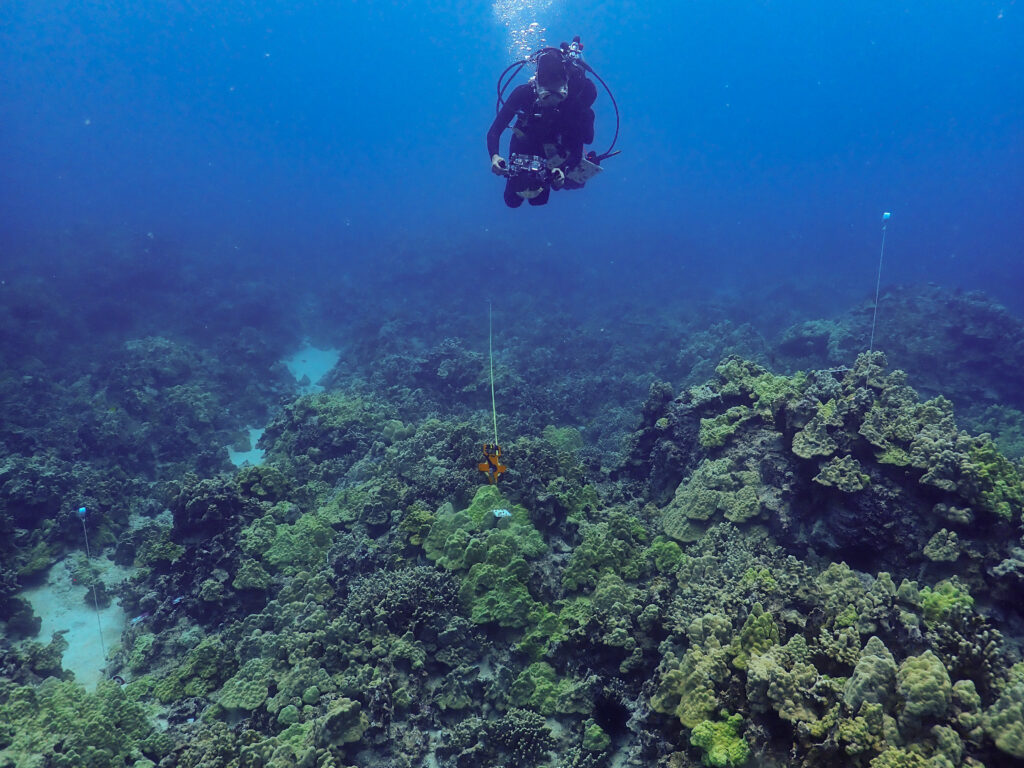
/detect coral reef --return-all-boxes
[3,274,1024,768]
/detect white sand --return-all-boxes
[227,426,266,467]
[19,557,129,692]
[225,343,341,467]
[282,343,341,394]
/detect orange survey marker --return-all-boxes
[478,443,507,484]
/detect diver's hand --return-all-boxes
[551,167,565,189]
[491,154,508,176]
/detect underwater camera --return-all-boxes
[508,153,550,181]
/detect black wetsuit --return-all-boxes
[487,74,597,207]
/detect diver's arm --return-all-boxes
[487,84,531,158]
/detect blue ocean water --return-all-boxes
[1,0,1021,309]
[5,4,1024,766]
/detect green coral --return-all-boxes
[689,711,751,767]
[422,489,552,633]
[147,635,231,704]
[746,635,829,725]
[663,458,763,543]
[232,558,273,590]
[792,398,844,459]
[236,464,290,502]
[396,504,435,548]
[838,701,887,756]
[922,529,959,562]
[198,577,228,603]
[869,747,930,768]
[729,603,780,670]
[515,603,569,661]
[562,510,649,591]
[651,620,731,730]
[970,404,1024,460]
[17,634,68,679]
[963,438,1024,521]
[582,719,611,752]
[424,486,545,571]
[542,424,585,455]
[895,650,951,730]
[319,697,368,746]
[135,529,184,568]
[813,454,870,493]
[647,536,686,574]
[128,633,157,673]
[264,657,333,715]
[844,635,897,713]
[699,406,753,449]
[461,555,540,628]
[264,513,334,573]
[714,356,802,422]
[507,662,593,716]
[930,724,963,767]
[738,566,779,595]
[217,657,274,711]
[984,664,1024,758]
[0,678,170,766]
[918,579,973,626]
[238,506,337,577]
[17,540,58,579]
[262,391,389,465]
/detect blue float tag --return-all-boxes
[492,508,512,518]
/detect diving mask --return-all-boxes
[536,80,568,107]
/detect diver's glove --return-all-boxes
[551,167,565,189]
[491,154,508,176]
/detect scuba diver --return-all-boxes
[488,37,620,208]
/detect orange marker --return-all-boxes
[478,443,507,484]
